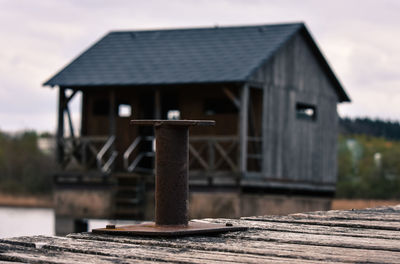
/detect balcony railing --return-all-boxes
[59,135,261,174]
[123,136,155,173]
[59,136,117,173]
[189,136,239,173]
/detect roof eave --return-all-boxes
[245,24,351,103]
[299,26,351,103]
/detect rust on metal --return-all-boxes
[93,221,246,236]
[92,119,247,236]
[130,120,215,127]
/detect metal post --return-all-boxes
[155,124,189,225]
[92,120,247,236]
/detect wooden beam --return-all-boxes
[154,89,161,119]
[65,105,75,140]
[57,87,66,164]
[80,90,87,136]
[214,141,238,172]
[188,144,209,170]
[109,89,116,171]
[239,83,249,174]
[261,84,270,177]
[247,88,262,170]
[247,81,264,89]
[61,89,78,109]
[222,87,241,109]
[109,89,116,137]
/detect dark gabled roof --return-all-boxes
[44,23,350,102]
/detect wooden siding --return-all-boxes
[251,32,339,186]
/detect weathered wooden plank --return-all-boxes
[0,242,149,264]
[65,232,400,263]
[290,208,400,222]
[206,218,400,240]
[1,236,326,264]
[3,206,400,263]
[243,215,400,231]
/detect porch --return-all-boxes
[55,83,264,182]
[57,133,263,180]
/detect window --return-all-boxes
[118,104,132,117]
[204,98,237,115]
[296,103,316,121]
[167,110,181,120]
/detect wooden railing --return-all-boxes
[189,136,239,172]
[59,136,117,172]
[123,136,155,173]
[59,135,262,174]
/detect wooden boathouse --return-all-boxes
[44,23,350,234]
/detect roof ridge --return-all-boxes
[108,22,305,34]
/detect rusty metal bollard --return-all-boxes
[92,120,246,236]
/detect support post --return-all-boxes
[65,106,75,140]
[154,124,189,225]
[261,84,270,177]
[239,84,249,174]
[109,89,116,137]
[154,89,161,119]
[108,89,116,172]
[80,90,87,136]
[57,87,66,164]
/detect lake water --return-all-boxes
[0,207,54,238]
[0,206,139,238]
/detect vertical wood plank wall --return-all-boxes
[251,32,339,186]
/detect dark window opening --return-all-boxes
[296,103,316,121]
[93,100,109,116]
[161,92,179,119]
[204,98,237,115]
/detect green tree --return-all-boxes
[0,130,56,195]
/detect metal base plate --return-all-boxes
[92,221,247,237]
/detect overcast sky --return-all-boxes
[0,0,399,132]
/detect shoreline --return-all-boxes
[0,194,398,211]
[331,199,400,210]
[0,193,53,208]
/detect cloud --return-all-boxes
[0,0,399,132]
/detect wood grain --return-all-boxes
[1,206,400,263]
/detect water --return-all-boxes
[0,207,140,238]
[0,207,54,238]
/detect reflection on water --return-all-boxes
[0,207,54,238]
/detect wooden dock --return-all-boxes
[1,205,400,263]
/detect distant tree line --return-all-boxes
[340,117,400,141]
[337,134,400,199]
[0,130,56,195]
[337,117,400,199]
[1,117,400,199]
